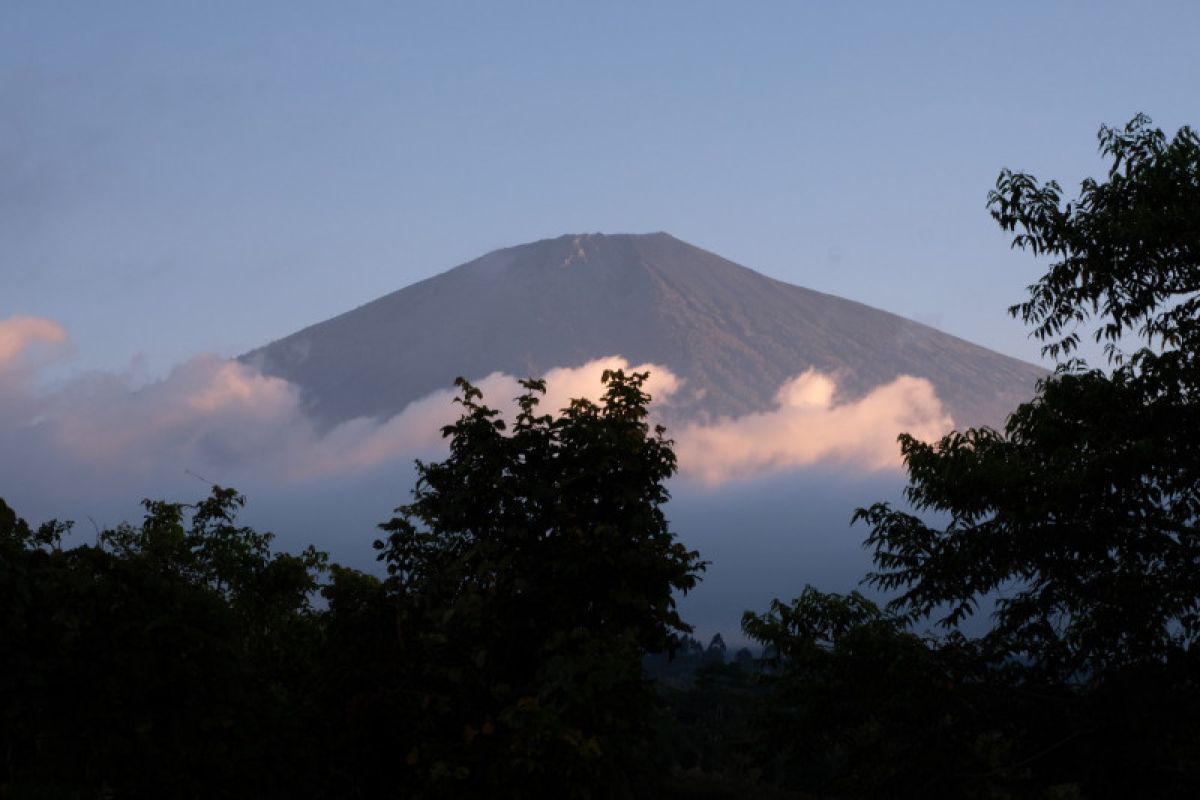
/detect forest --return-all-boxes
[3,116,1198,798]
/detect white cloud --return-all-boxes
[0,320,687,503]
[0,316,951,511]
[293,356,681,479]
[673,369,953,484]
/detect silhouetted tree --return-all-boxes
[373,369,705,796]
[742,588,1021,797]
[0,488,328,798]
[854,114,1200,794]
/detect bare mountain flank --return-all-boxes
[242,233,1044,430]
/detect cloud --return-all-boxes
[0,320,686,508]
[0,316,69,371]
[40,355,306,468]
[0,316,72,428]
[294,356,682,479]
[673,369,953,484]
[0,316,950,517]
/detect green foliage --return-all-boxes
[373,369,705,795]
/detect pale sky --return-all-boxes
[5,0,1198,378]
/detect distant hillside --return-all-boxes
[242,232,1044,429]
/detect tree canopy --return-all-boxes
[372,369,705,795]
[838,115,1200,794]
[0,488,327,797]
[854,115,1200,683]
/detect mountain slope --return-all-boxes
[242,233,1044,430]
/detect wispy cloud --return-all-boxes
[0,315,68,370]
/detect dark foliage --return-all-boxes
[0,489,326,798]
[739,587,1111,798]
[369,369,706,796]
[848,114,1200,795]
[856,115,1200,675]
[0,372,709,799]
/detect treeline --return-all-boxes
[5,489,1197,798]
[4,115,1200,797]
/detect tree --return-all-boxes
[373,369,705,795]
[0,487,329,797]
[741,588,1017,797]
[852,115,1200,792]
[855,114,1200,675]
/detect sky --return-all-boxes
[6,0,1198,378]
[3,1,1199,637]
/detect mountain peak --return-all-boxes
[243,234,1044,429]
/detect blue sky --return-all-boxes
[5,0,1199,376]
[3,1,1198,638]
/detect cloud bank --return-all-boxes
[291,357,682,480]
[674,369,953,484]
[0,316,953,513]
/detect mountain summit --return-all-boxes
[243,233,1043,429]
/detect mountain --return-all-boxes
[242,232,1045,430]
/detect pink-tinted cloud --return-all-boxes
[0,316,72,430]
[0,326,684,504]
[0,316,311,501]
[0,316,951,510]
[673,369,954,484]
[43,355,306,466]
[538,356,681,413]
[294,357,681,479]
[0,315,68,371]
